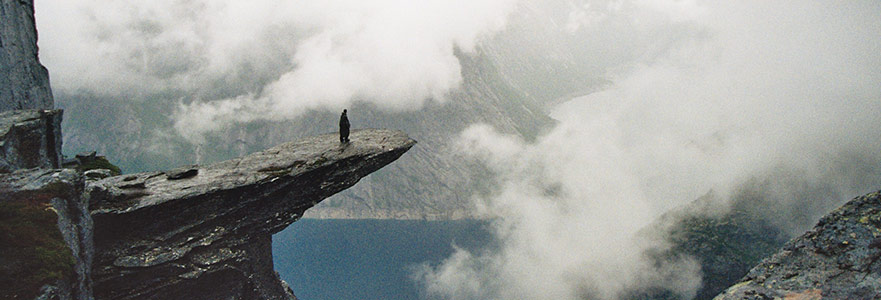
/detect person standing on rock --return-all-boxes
[339,109,350,143]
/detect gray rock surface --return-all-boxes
[83,169,112,180]
[0,109,63,172]
[0,168,93,300]
[87,129,415,299]
[714,190,881,299]
[0,0,54,112]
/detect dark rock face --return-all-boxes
[0,109,63,172]
[87,129,415,299]
[0,0,54,112]
[715,190,881,299]
[0,169,93,300]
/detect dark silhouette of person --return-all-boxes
[339,109,350,143]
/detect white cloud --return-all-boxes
[36,0,519,141]
[416,1,881,299]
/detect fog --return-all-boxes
[414,1,881,299]
[34,0,881,299]
[37,0,517,142]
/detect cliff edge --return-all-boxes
[714,190,881,299]
[0,0,54,112]
[87,129,415,299]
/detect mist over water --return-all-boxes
[414,1,881,299]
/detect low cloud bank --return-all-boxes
[415,1,881,299]
[37,0,518,142]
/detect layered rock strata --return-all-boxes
[715,190,881,299]
[0,0,54,112]
[0,109,63,172]
[87,129,415,299]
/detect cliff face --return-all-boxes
[715,190,881,299]
[0,0,53,112]
[0,4,420,299]
[87,129,415,299]
[0,168,92,300]
[0,109,63,172]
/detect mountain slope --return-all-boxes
[714,190,881,299]
[61,49,560,219]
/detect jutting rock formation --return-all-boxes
[87,129,415,299]
[0,0,54,112]
[715,190,881,299]
[1,1,417,298]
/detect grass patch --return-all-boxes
[77,156,122,176]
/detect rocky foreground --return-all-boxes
[1,121,415,300]
[715,190,881,299]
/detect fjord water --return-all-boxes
[273,219,492,300]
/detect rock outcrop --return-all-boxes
[0,169,92,300]
[0,0,54,112]
[0,109,63,172]
[715,190,881,299]
[87,129,415,299]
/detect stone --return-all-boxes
[165,165,199,180]
[87,129,416,299]
[83,169,112,180]
[0,169,93,300]
[714,190,881,299]
[0,0,54,112]
[0,109,63,172]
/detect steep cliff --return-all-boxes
[87,129,415,299]
[0,0,53,112]
[0,109,63,172]
[0,168,92,300]
[714,190,881,299]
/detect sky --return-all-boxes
[35,0,881,299]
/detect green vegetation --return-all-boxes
[635,207,788,300]
[77,156,122,175]
[0,193,75,299]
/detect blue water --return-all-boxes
[272,219,493,300]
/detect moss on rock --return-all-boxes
[77,156,122,176]
[0,192,75,299]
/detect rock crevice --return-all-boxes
[0,109,63,172]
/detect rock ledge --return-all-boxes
[88,129,415,299]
